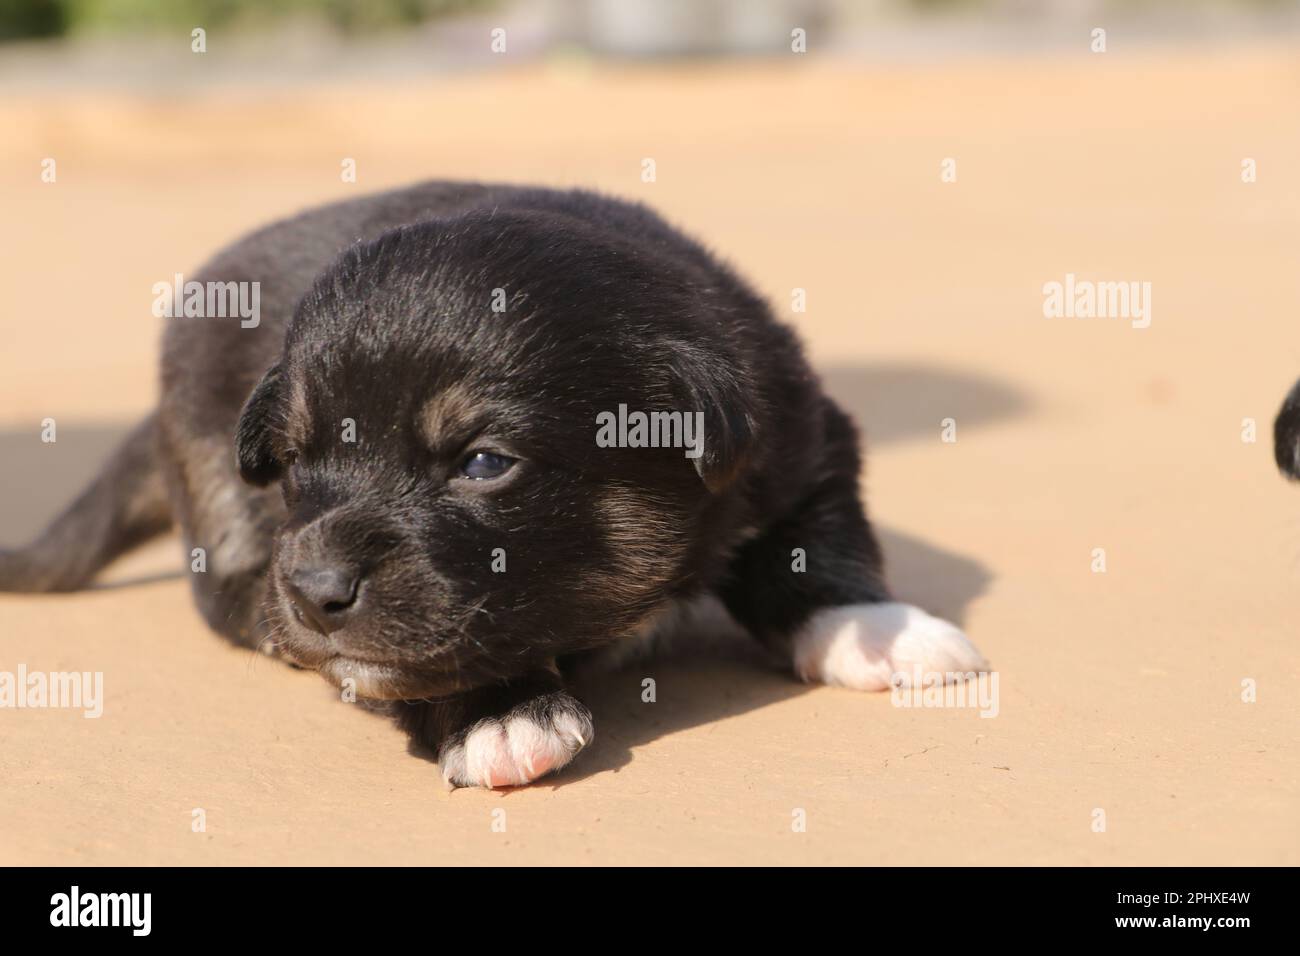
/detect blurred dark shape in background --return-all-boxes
[0,1,492,40]
[0,0,67,40]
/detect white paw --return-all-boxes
[439,706,593,790]
[792,602,988,691]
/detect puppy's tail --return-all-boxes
[0,413,173,591]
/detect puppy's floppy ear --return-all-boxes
[235,363,286,486]
[671,349,757,494]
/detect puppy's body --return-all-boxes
[1,182,985,787]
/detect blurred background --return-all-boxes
[2,1,1300,76]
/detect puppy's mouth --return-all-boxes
[275,625,463,701]
[316,655,454,700]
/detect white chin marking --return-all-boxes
[441,711,592,790]
[318,657,402,699]
[792,602,988,691]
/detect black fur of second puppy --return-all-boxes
[0,182,986,788]
[1275,378,1300,478]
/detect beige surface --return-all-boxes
[1,45,1298,865]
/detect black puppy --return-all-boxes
[0,182,986,787]
[1276,380,1300,478]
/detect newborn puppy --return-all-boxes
[0,182,987,788]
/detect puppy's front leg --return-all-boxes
[392,675,593,789]
[719,401,987,690]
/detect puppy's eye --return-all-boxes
[459,451,516,480]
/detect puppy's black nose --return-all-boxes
[287,565,361,635]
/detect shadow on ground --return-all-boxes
[0,423,185,588]
[1,362,1024,780]
[819,361,1028,447]
[0,424,134,547]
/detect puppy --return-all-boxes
[0,182,987,788]
[1276,379,1300,478]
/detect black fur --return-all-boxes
[1275,378,1300,479]
[0,181,894,783]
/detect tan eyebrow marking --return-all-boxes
[419,383,487,457]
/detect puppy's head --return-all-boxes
[235,211,757,699]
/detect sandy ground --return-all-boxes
[1,43,1298,866]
